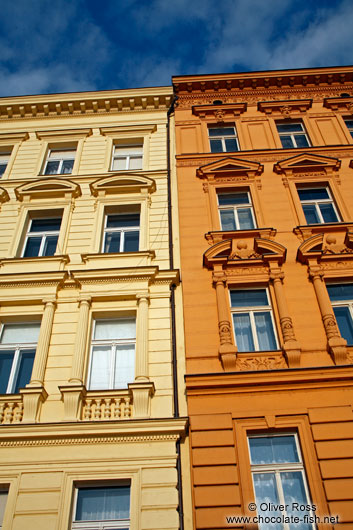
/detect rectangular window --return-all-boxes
[208,126,239,153]
[0,153,11,178]
[0,323,40,394]
[88,319,136,390]
[0,490,7,529]
[44,149,76,175]
[111,144,143,171]
[344,118,353,139]
[218,191,256,230]
[103,212,140,253]
[249,434,315,530]
[73,485,130,529]
[327,284,353,345]
[230,289,277,352]
[22,217,62,257]
[276,122,310,148]
[297,187,340,224]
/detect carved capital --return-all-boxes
[270,271,285,283]
[280,316,296,342]
[20,386,48,423]
[78,295,91,307]
[309,267,324,281]
[322,313,341,339]
[128,382,154,418]
[213,272,227,285]
[59,385,86,421]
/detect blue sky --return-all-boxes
[0,0,352,97]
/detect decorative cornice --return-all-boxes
[258,99,312,115]
[15,178,81,201]
[273,152,341,176]
[196,156,263,178]
[192,102,247,120]
[323,96,353,112]
[90,173,156,196]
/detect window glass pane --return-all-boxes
[279,136,294,149]
[232,313,254,352]
[114,344,135,388]
[43,236,58,256]
[13,350,35,393]
[129,156,143,170]
[62,159,74,174]
[94,319,136,340]
[0,163,8,176]
[220,210,236,231]
[254,312,277,350]
[281,472,312,530]
[107,214,139,228]
[104,231,121,253]
[218,193,249,206]
[209,127,235,136]
[252,473,282,530]
[238,208,255,229]
[277,123,304,132]
[210,139,223,153]
[249,436,299,465]
[124,231,139,252]
[345,120,353,128]
[76,486,130,521]
[1,323,40,343]
[112,157,127,170]
[0,491,7,526]
[44,160,60,174]
[319,203,339,223]
[23,237,41,257]
[294,134,309,148]
[30,218,62,232]
[297,188,329,201]
[115,146,142,154]
[0,351,14,393]
[49,149,76,159]
[231,289,268,308]
[333,307,353,345]
[327,284,353,301]
[225,138,238,152]
[89,346,111,390]
[302,205,320,224]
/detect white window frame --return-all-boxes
[111,144,143,171]
[0,153,10,178]
[0,323,39,394]
[208,126,239,152]
[276,122,311,148]
[230,288,278,352]
[217,191,256,230]
[87,318,136,391]
[102,211,140,253]
[327,283,353,345]
[43,148,76,175]
[248,433,315,530]
[72,484,130,530]
[344,118,353,139]
[297,186,340,224]
[21,217,62,257]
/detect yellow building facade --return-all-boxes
[0,88,189,530]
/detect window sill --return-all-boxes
[81,250,155,268]
[236,350,287,371]
[0,254,69,273]
[82,388,133,421]
[206,228,276,245]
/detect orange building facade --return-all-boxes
[173,67,353,529]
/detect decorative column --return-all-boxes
[309,266,348,364]
[20,298,55,422]
[128,293,154,418]
[270,269,301,367]
[214,272,237,371]
[59,295,91,421]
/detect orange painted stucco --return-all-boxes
[173,67,353,529]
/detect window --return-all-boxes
[103,212,140,253]
[276,122,310,148]
[0,323,40,394]
[327,284,353,345]
[44,148,75,175]
[111,144,143,171]
[218,191,256,230]
[73,485,130,529]
[230,289,277,352]
[88,319,136,390]
[208,126,239,153]
[344,118,353,139]
[0,153,10,177]
[0,490,7,529]
[249,434,315,530]
[22,217,62,257]
[297,187,340,224]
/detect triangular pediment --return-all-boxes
[197,157,263,178]
[15,178,81,201]
[90,173,156,196]
[274,153,340,175]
